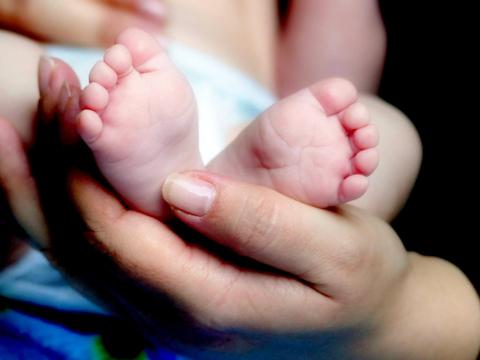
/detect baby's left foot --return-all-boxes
[77,28,202,217]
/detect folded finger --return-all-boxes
[162,171,365,294]
[69,171,340,331]
[0,118,49,247]
[97,0,167,21]
[0,0,163,46]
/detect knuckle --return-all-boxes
[232,191,280,255]
[330,220,394,302]
[331,233,369,276]
[195,285,266,331]
[329,221,379,281]
[194,291,240,331]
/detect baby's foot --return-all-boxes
[208,78,379,207]
[77,28,202,217]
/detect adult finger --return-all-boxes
[38,57,81,114]
[97,0,166,21]
[68,171,340,331]
[0,0,164,46]
[38,56,83,144]
[69,170,259,306]
[0,118,48,247]
[0,56,83,247]
[162,171,377,296]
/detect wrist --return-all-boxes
[364,253,480,360]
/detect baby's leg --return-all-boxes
[0,30,43,145]
[348,95,422,221]
[278,0,386,95]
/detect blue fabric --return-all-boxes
[0,308,181,359]
[0,309,96,360]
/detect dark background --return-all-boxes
[278,0,479,290]
[379,2,478,291]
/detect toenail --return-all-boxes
[162,173,216,217]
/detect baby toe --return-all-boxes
[116,27,163,69]
[353,148,379,175]
[89,61,118,89]
[339,174,369,203]
[340,103,370,131]
[309,78,358,116]
[80,83,109,111]
[104,44,132,76]
[352,125,379,150]
[77,109,103,145]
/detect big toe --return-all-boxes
[116,27,164,69]
[309,78,358,116]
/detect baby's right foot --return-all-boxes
[208,78,379,208]
[77,28,202,218]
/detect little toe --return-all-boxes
[309,78,358,116]
[89,61,118,89]
[116,27,164,70]
[80,83,109,111]
[353,148,379,175]
[352,125,379,150]
[340,103,370,131]
[104,44,132,76]
[339,174,369,203]
[77,110,104,146]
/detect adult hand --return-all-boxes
[0,56,83,250]
[0,57,478,359]
[0,117,37,268]
[55,169,480,359]
[0,0,166,46]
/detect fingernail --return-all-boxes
[64,92,80,124]
[138,0,167,20]
[58,82,71,113]
[38,56,55,95]
[48,65,65,95]
[162,173,215,216]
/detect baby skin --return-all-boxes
[77,28,379,218]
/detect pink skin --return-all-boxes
[77,28,202,217]
[78,28,379,218]
[209,79,379,207]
